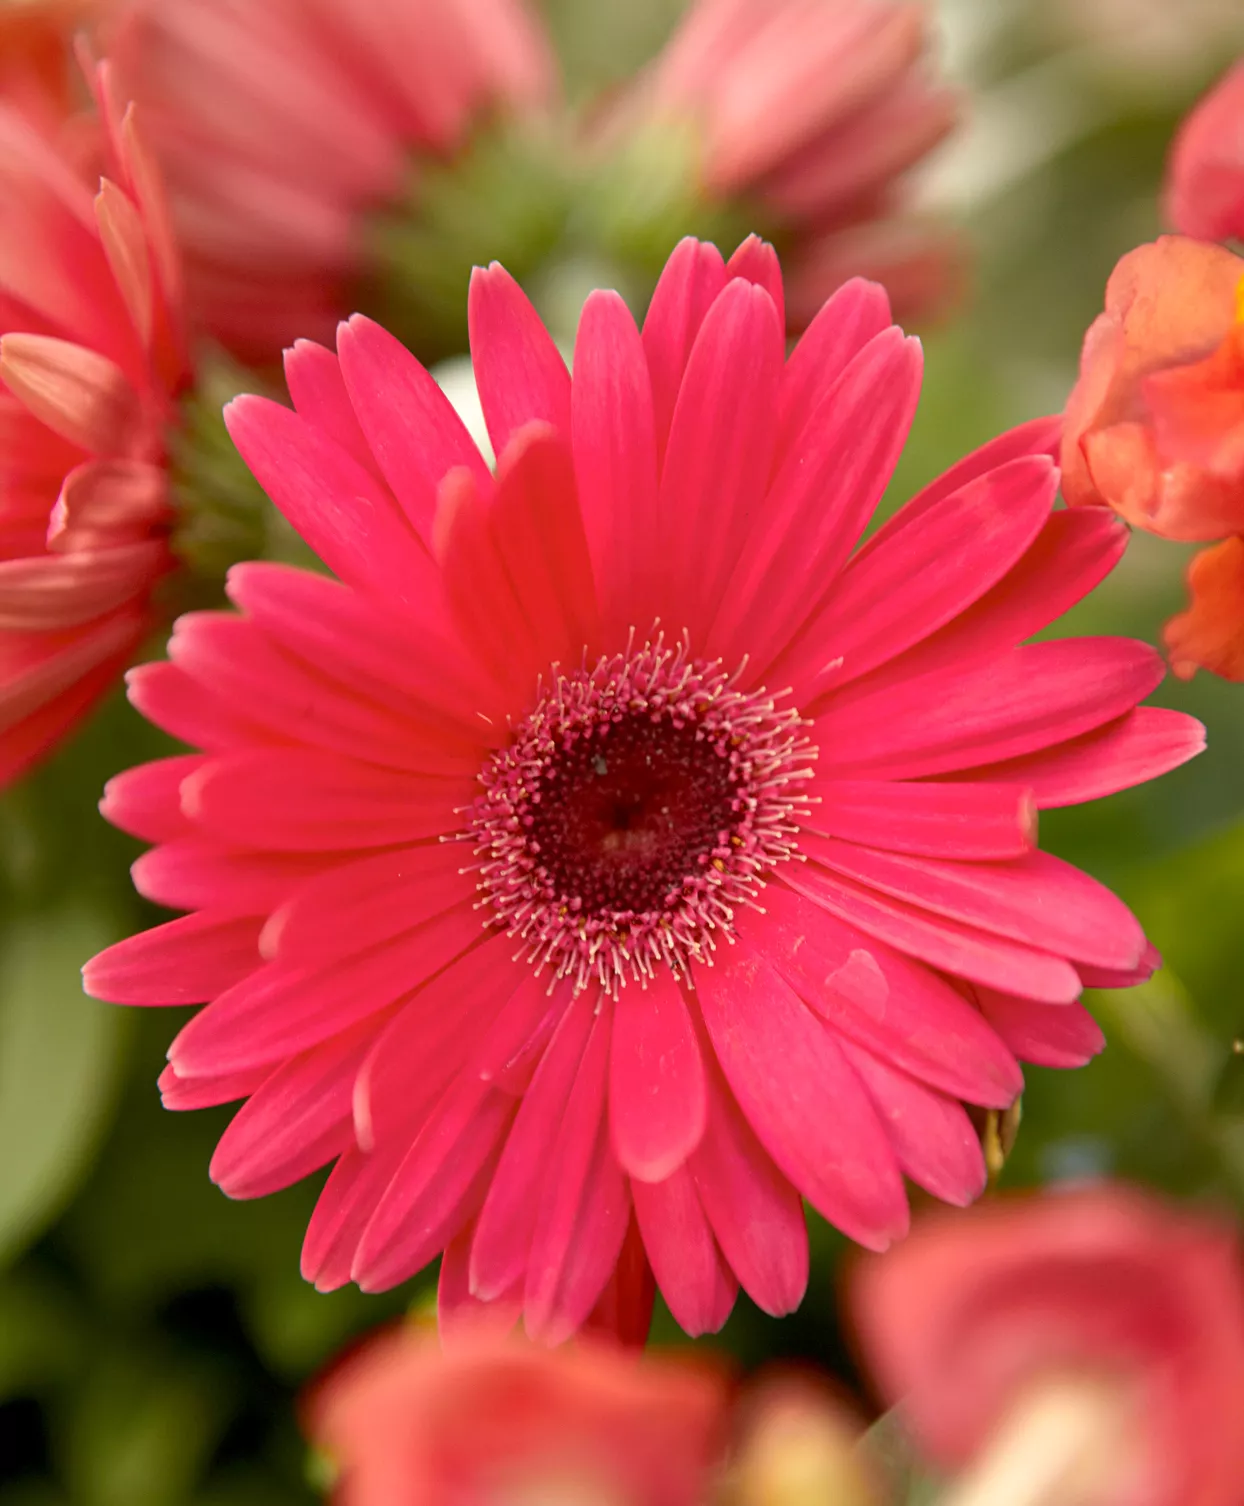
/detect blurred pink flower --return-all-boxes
[1062,235,1244,679]
[1166,60,1244,244]
[308,1326,728,1506]
[851,1184,1244,1506]
[631,0,962,327]
[0,57,186,787]
[85,236,1198,1341]
[102,0,554,363]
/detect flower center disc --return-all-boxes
[466,637,817,994]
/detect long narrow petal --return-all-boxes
[337,313,491,546]
[755,884,1023,1107]
[786,864,1081,1004]
[808,779,1035,860]
[940,707,1206,808]
[132,840,328,915]
[696,941,909,1251]
[777,277,892,457]
[224,394,433,608]
[468,263,570,458]
[100,754,203,842]
[83,912,263,1005]
[641,237,727,463]
[631,1166,737,1336]
[572,290,659,628]
[609,971,707,1183]
[977,989,1106,1067]
[816,639,1166,781]
[802,835,1147,970]
[779,456,1058,695]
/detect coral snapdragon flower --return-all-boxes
[624,0,961,328]
[103,0,554,363]
[308,1326,728,1506]
[85,237,1202,1342]
[1062,235,1244,680]
[0,59,186,787]
[851,1185,1244,1506]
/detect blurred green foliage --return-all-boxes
[3,1,1244,1501]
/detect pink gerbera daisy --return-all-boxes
[0,58,186,787]
[85,236,1203,1343]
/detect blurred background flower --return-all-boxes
[1,2,1244,1504]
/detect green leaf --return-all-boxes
[0,903,131,1268]
[859,1407,944,1506]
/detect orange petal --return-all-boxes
[1164,537,1244,681]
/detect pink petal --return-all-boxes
[785,864,1081,1004]
[283,338,384,481]
[656,278,784,637]
[223,394,432,608]
[808,779,1036,860]
[726,234,785,331]
[158,1061,267,1111]
[689,1029,809,1318]
[0,544,166,631]
[782,456,1058,695]
[816,639,1167,781]
[95,178,154,351]
[609,971,707,1183]
[976,989,1106,1068]
[582,1215,656,1349]
[838,1041,988,1206]
[571,290,659,631]
[352,945,536,1154]
[487,425,599,665]
[125,661,273,751]
[802,836,1146,971]
[261,844,475,966]
[225,561,499,733]
[438,1222,520,1348]
[132,840,328,915]
[712,327,922,675]
[471,988,597,1302]
[82,912,263,1005]
[302,1134,420,1292]
[756,883,1023,1108]
[631,1166,737,1336]
[941,708,1206,808]
[49,458,168,550]
[209,1021,376,1199]
[777,277,892,460]
[167,901,484,1076]
[1078,945,1160,989]
[523,1004,628,1343]
[696,940,909,1251]
[468,263,570,458]
[168,610,480,775]
[885,415,1063,526]
[841,507,1128,700]
[181,748,468,850]
[641,237,727,464]
[100,754,203,842]
[352,1085,516,1292]
[337,313,491,546]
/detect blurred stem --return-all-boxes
[1097,977,1244,1205]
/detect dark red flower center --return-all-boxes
[465,635,817,994]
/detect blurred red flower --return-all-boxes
[102,0,554,363]
[0,57,186,787]
[851,1184,1244,1506]
[307,1326,729,1506]
[622,0,962,328]
[1062,235,1244,680]
[1166,59,1244,245]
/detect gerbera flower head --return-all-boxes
[850,1184,1244,1506]
[0,54,187,787]
[85,236,1203,1344]
[307,1325,729,1506]
[102,0,556,364]
[597,0,963,330]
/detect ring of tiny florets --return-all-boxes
[462,634,818,995]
